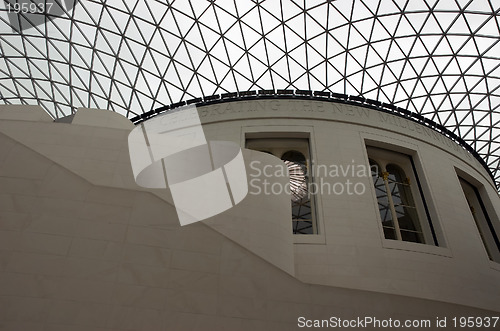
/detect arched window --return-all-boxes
[246,137,317,234]
[368,147,435,245]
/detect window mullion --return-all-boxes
[383,171,403,241]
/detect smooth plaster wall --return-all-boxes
[0,104,499,330]
[0,106,295,278]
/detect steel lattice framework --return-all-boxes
[0,0,499,187]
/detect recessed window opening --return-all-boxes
[246,137,317,235]
[367,146,437,245]
[458,177,500,263]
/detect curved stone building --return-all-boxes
[0,95,499,330]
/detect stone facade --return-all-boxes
[0,101,498,330]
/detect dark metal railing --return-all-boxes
[129,90,496,187]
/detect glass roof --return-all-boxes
[0,0,499,187]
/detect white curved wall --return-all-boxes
[0,103,499,330]
[198,99,500,311]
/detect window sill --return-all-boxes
[293,234,326,244]
[382,239,452,257]
[489,261,500,272]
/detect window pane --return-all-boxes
[383,226,397,240]
[283,150,314,234]
[293,220,314,234]
[370,159,397,239]
[387,164,424,243]
[292,199,312,219]
[400,229,423,243]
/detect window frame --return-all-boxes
[246,137,318,235]
[457,173,500,264]
[367,145,439,247]
[242,126,325,244]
